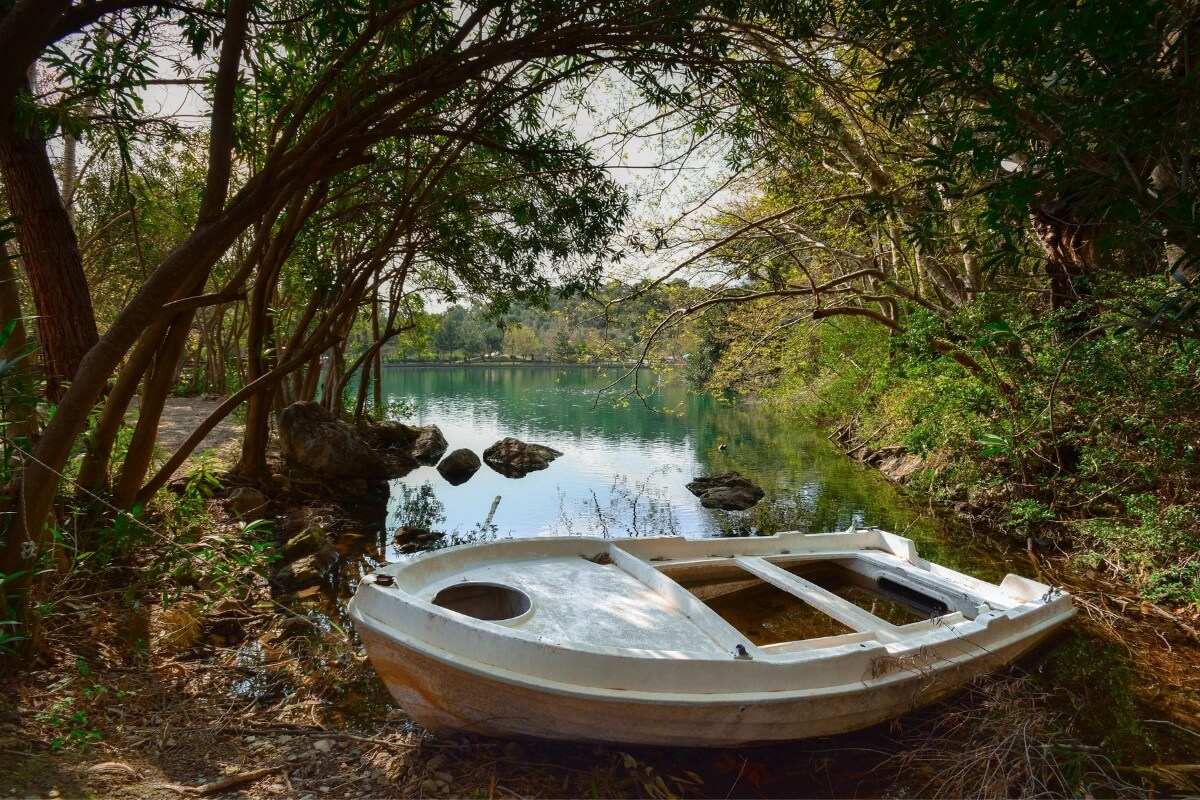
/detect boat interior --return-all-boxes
[413,537,1016,657]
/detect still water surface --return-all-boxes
[382,365,959,562]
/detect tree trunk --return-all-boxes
[0,101,99,401]
[113,305,198,507]
[75,323,165,492]
[1031,200,1100,334]
[0,1,69,123]
[2,0,253,611]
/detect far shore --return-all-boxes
[382,359,652,368]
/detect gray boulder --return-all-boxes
[411,425,449,465]
[279,401,387,479]
[483,437,563,478]
[686,471,765,511]
[437,448,481,485]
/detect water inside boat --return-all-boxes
[659,557,946,646]
[781,561,941,624]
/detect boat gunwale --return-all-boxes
[350,530,1074,678]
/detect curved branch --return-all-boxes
[134,331,339,504]
[812,305,901,331]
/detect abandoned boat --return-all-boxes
[348,527,1074,746]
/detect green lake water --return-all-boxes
[314,365,1198,796]
[381,365,966,567]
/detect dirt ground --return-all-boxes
[147,395,246,476]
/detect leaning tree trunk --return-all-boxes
[0,0,250,638]
[112,305,199,507]
[75,322,166,492]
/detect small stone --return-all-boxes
[319,787,331,793]
[226,486,269,519]
[313,739,334,754]
[48,791,60,798]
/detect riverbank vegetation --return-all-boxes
[370,280,698,364]
[638,0,1200,610]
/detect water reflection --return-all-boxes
[377,366,944,564]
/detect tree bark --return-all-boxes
[0,1,69,122]
[75,323,164,492]
[0,96,99,401]
[112,306,197,506]
[107,0,249,505]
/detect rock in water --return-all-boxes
[437,448,481,485]
[279,401,387,479]
[686,471,765,511]
[482,437,563,478]
[360,421,422,477]
[272,525,340,590]
[393,526,444,554]
[411,425,449,465]
[279,525,333,561]
[271,548,338,590]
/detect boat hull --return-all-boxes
[355,605,1063,746]
[349,530,1075,746]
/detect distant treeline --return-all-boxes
[363,280,700,366]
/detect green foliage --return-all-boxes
[35,693,101,751]
[1074,496,1200,604]
[404,280,703,365]
[1003,499,1055,537]
[0,569,30,656]
[184,454,225,504]
[149,517,277,604]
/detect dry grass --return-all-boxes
[876,675,1141,798]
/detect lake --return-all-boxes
[381,364,964,564]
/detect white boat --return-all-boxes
[348,528,1073,746]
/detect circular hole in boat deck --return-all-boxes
[432,582,532,621]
